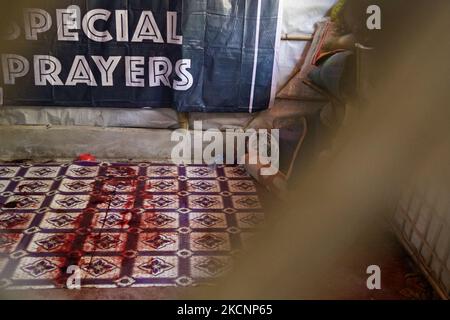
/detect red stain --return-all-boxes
[17,183,33,192]
[106,166,137,178]
[140,231,164,247]
[3,201,19,209]
[117,211,133,229]
[0,233,22,253]
[5,233,21,242]
[82,166,142,257]
[0,214,30,229]
[86,174,138,209]
[34,234,76,254]
[1,164,190,288]
[88,194,111,207]
[139,188,155,210]
[76,153,97,162]
[104,178,137,190]
[73,212,86,228]
[66,166,153,278]
[123,196,135,210]
[53,274,67,288]
[89,233,105,244]
[53,256,81,289]
[91,210,133,230]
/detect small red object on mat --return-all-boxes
[76,153,96,162]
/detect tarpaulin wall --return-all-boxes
[0,0,282,113]
[276,0,337,90]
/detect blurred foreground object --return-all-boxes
[193,0,450,299]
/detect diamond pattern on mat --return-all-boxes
[0,181,9,193]
[140,212,179,229]
[66,165,99,178]
[0,213,33,230]
[24,167,60,178]
[15,180,53,193]
[79,257,121,279]
[0,167,20,178]
[0,163,263,289]
[3,195,45,210]
[192,256,231,277]
[12,257,65,280]
[28,233,75,253]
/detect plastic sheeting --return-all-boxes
[0,107,180,129]
[276,0,337,90]
[0,126,177,160]
[0,1,336,130]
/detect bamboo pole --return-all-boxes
[280,33,313,41]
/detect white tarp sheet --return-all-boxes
[276,0,337,90]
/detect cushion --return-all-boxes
[248,99,325,130]
[308,50,355,101]
[277,20,334,101]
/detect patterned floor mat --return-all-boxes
[0,162,264,289]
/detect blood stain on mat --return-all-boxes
[3,201,19,209]
[106,166,137,178]
[0,162,264,288]
[0,233,22,252]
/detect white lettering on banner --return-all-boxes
[24,8,52,40]
[173,60,194,91]
[1,54,30,85]
[65,56,98,86]
[92,56,122,86]
[2,7,195,91]
[4,22,21,40]
[132,11,164,43]
[167,11,182,45]
[56,7,80,41]
[149,57,172,87]
[82,9,113,42]
[34,55,63,86]
[115,10,129,42]
[0,54,194,90]
[17,8,183,44]
[125,56,145,87]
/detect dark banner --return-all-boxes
[0,0,281,113]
